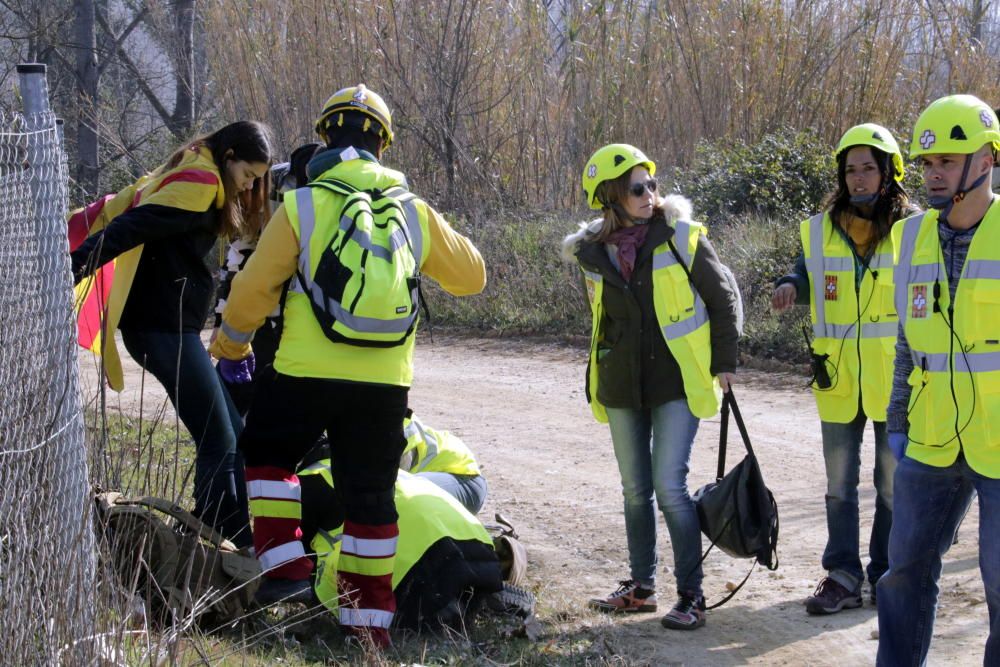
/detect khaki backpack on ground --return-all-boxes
[95,492,260,626]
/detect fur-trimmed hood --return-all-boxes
[560,193,694,262]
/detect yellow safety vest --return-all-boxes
[279,158,431,386]
[582,220,721,421]
[892,202,1000,477]
[401,413,481,477]
[801,213,897,423]
[299,464,493,618]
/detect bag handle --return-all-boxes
[716,389,755,482]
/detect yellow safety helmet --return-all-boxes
[836,123,905,182]
[909,94,1000,158]
[581,144,656,210]
[315,84,395,149]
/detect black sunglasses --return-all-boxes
[629,179,658,197]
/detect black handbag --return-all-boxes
[692,390,779,607]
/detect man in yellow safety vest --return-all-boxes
[876,95,1000,666]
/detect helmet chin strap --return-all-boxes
[929,153,991,220]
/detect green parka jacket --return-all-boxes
[563,195,739,410]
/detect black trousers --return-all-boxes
[239,372,408,525]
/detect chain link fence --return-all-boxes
[0,65,97,664]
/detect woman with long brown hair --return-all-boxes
[772,124,917,615]
[71,121,273,546]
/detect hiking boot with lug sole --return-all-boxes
[588,579,657,613]
[805,577,862,615]
[660,591,706,630]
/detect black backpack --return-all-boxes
[692,391,779,607]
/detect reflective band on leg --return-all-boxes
[339,608,394,629]
[341,534,399,558]
[258,540,306,571]
[248,479,300,501]
[249,498,302,519]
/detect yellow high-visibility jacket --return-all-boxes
[892,202,1000,477]
[801,212,897,423]
[210,153,485,387]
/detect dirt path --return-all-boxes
[81,334,988,666]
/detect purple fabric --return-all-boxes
[607,224,650,281]
[219,353,255,385]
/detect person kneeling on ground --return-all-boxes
[297,452,510,631]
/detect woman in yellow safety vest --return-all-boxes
[70,121,273,547]
[563,144,740,630]
[771,125,916,615]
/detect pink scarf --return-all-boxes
[607,224,650,281]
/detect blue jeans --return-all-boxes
[122,329,251,547]
[876,454,999,667]
[821,413,894,591]
[607,400,702,595]
[417,472,488,515]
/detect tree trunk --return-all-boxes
[73,0,99,196]
[170,0,196,136]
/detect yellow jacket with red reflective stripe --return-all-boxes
[892,203,1000,476]
[70,146,225,390]
[801,212,897,423]
[210,154,486,386]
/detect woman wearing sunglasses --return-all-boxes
[562,144,739,630]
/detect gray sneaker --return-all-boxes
[805,577,862,615]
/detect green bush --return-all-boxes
[423,212,590,337]
[709,213,810,364]
[674,128,834,224]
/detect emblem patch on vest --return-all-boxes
[911,285,928,319]
[824,275,838,300]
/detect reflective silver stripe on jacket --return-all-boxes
[220,320,254,344]
[403,417,439,472]
[295,187,318,282]
[582,269,602,283]
[672,221,695,267]
[861,321,897,339]
[650,236,709,340]
[911,350,1000,374]
[870,252,894,270]
[813,322,856,339]
[963,259,1000,280]
[894,213,928,327]
[804,213,829,336]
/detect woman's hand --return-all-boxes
[771,283,797,314]
[717,372,736,393]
